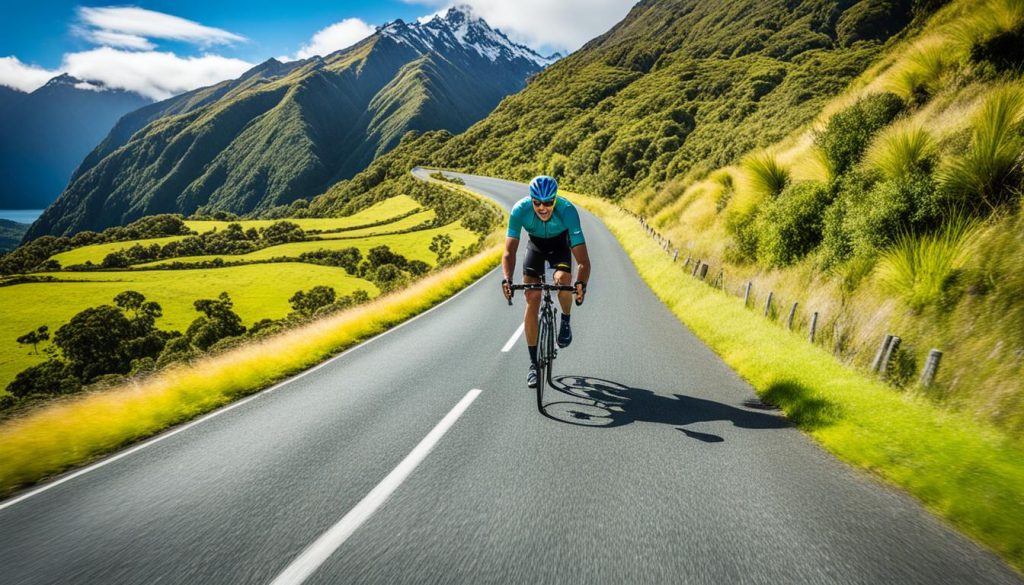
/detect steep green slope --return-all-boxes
[616,0,1024,437]
[433,0,930,197]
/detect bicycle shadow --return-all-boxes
[541,375,789,441]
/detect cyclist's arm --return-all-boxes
[502,236,520,282]
[571,243,590,286]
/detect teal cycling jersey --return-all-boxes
[507,196,586,247]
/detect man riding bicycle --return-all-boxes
[501,176,591,388]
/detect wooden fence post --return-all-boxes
[920,349,943,387]
[764,292,773,317]
[809,311,819,343]
[743,282,752,307]
[786,302,798,330]
[871,334,894,373]
[698,263,709,280]
[673,249,679,262]
[880,336,902,379]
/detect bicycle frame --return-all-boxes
[509,279,575,409]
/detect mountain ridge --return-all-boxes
[27,6,549,240]
[0,74,150,210]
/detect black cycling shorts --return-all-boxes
[523,232,572,278]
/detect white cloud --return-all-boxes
[60,47,253,100]
[294,18,376,60]
[408,1,635,52]
[80,29,156,51]
[77,6,246,48]
[0,57,58,92]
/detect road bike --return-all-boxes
[508,279,576,410]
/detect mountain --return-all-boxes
[0,219,28,252]
[0,85,25,112]
[0,75,150,210]
[428,0,927,197]
[27,6,553,239]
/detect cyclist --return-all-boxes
[501,175,590,388]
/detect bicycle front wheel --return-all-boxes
[536,309,553,402]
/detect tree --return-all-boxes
[367,245,408,268]
[429,234,453,264]
[16,325,49,354]
[54,305,135,380]
[187,292,246,350]
[6,359,80,398]
[290,286,337,317]
[261,221,306,246]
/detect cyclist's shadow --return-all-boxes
[543,375,788,441]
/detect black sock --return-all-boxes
[528,345,537,364]
[561,313,570,324]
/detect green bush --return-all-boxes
[815,92,904,178]
[756,181,832,267]
[845,172,945,255]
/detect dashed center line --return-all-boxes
[501,323,525,352]
[268,388,483,585]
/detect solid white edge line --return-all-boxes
[269,388,483,585]
[501,323,525,353]
[0,267,499,513]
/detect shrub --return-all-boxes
[939,86,1024,212]
[846,172,945,255]
[814,92,904,178]
[876,215,978,311]
[741,151,790,200]
[755,182,832,267]
[884,38,954,104]
[863,121,937,180]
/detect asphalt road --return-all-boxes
[0,170,1019,585]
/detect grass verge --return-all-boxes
[0,246,500,497]
[572,192,1024,572]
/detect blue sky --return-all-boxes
[1,1,635,98]
[3,1,427,68]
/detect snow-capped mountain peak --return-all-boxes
[378,6,559,68]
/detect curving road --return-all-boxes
[0,171,1019,585]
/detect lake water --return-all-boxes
[0,210,43,224]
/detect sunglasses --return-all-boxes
[531,198,555,207]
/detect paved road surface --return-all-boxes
[0,170,1019,585]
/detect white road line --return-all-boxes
[501,323,525,352]
[0,268,497,513]
[269,389,483,585]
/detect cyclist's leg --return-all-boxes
[551,232,574,315]
[522,239,545,349]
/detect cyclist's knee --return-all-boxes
[553,271,571,284]
[525,290,541,306]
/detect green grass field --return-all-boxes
[0,263,377,391]
[48,196,427,267]
[185,195,423,234]
[136,221,477,267]
[50,236,189,267]
[2,196,480,395]
[315,209,435,239]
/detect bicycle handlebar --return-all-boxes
[505,282,578,306]
[509,283,577,292]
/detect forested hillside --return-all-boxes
[430,0,934,197]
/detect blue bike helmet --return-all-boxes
[529,175,558,201]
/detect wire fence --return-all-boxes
[628,211,944,388]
